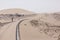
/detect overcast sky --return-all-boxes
[0,0,60,13]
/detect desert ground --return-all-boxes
[0,8,60,40]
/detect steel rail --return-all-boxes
[16,19,28,40]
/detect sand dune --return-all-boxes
[0,8,36,14]
[0,8,60,40]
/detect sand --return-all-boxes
[0,8,60,40]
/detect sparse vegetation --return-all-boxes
[52,13,60,21]
[0,14,24,22]
[58,35,60,40]
[29,19,60,39]
[30,20,40,27]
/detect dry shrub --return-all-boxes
[30,20,39,27]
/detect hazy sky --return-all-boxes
[0,0,60,13]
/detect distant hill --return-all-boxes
[0,8,36,14]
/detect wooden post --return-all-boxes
[12,17,13,22]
